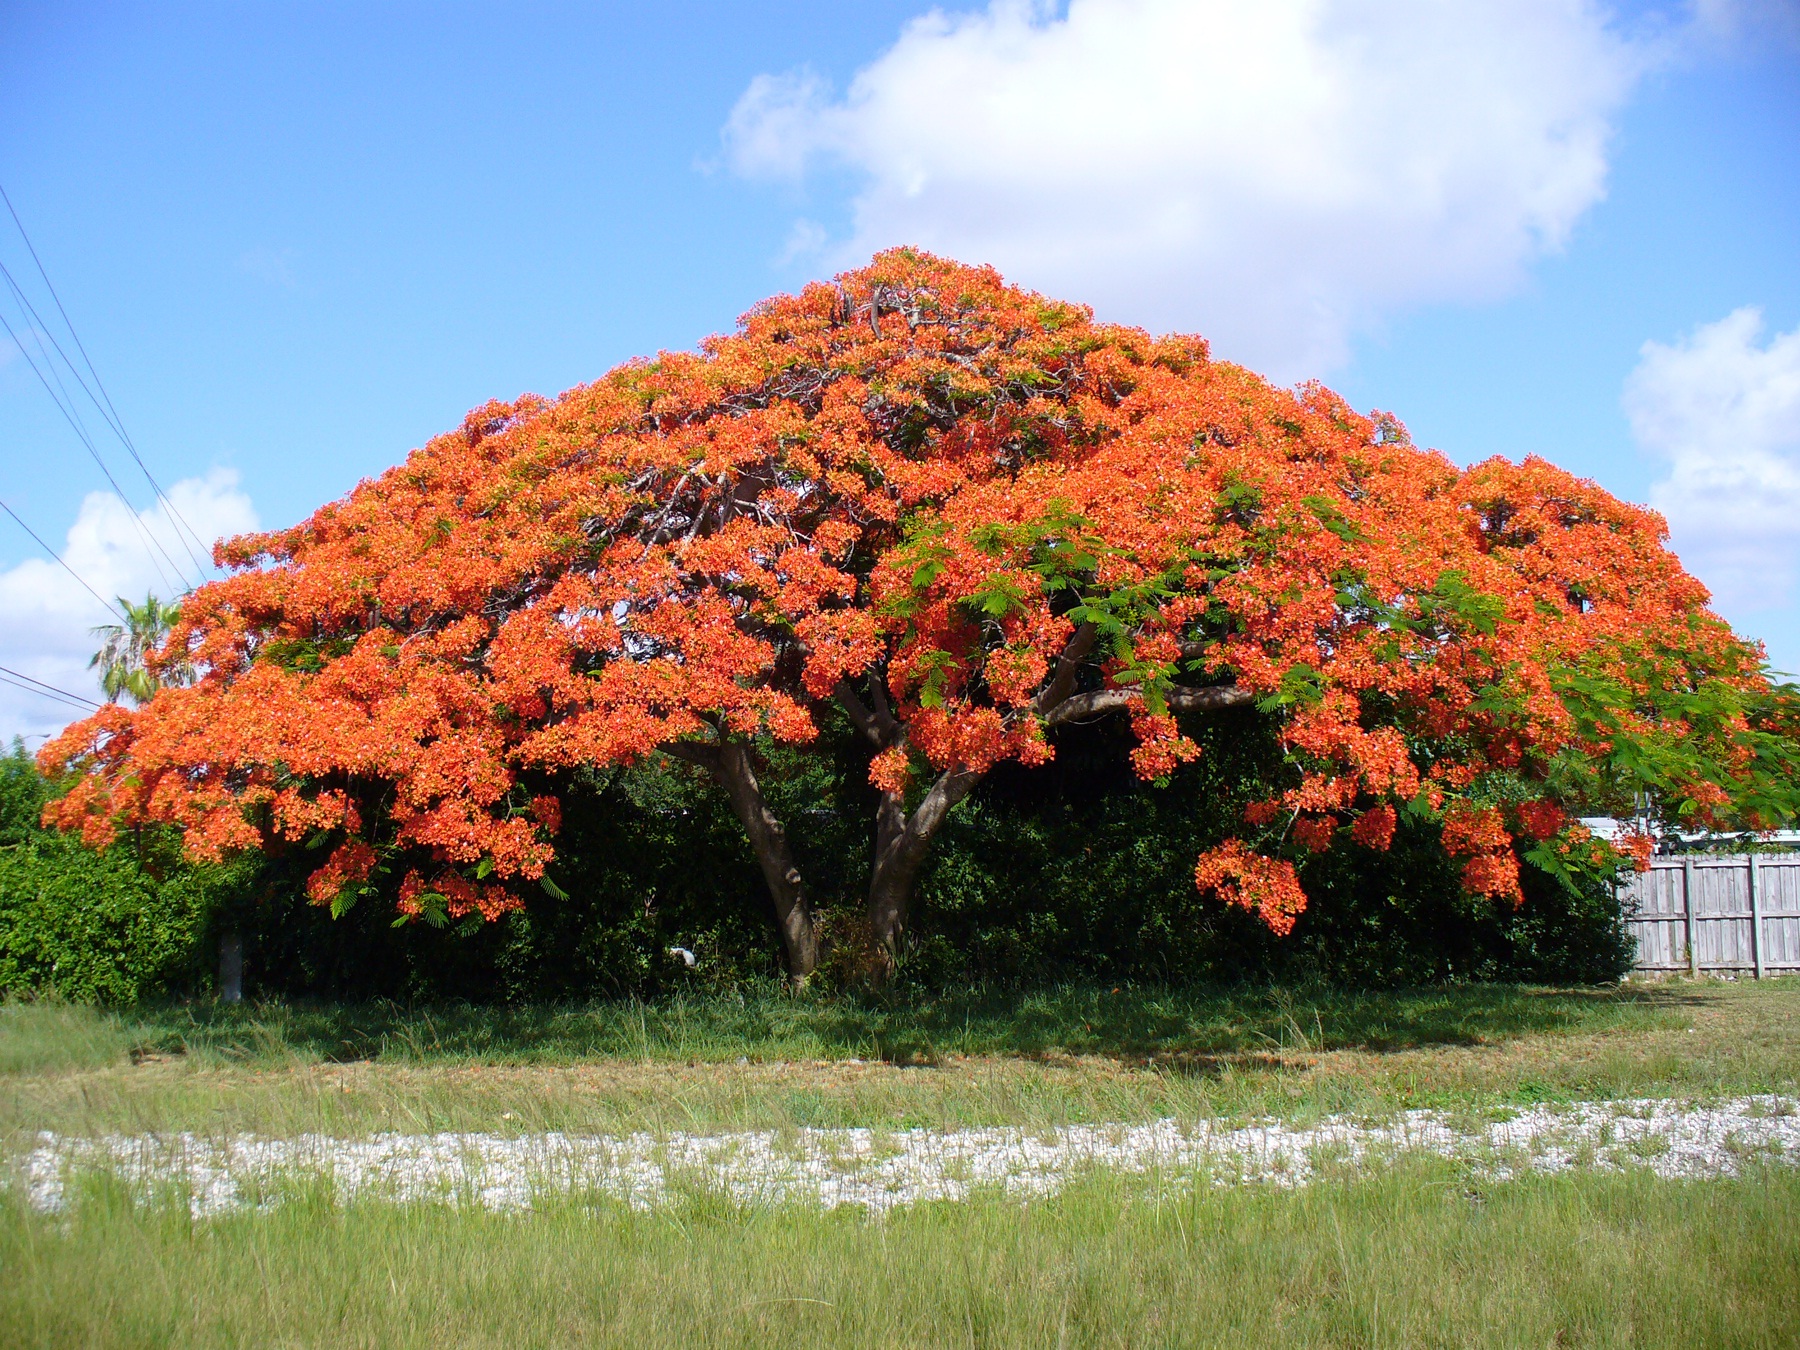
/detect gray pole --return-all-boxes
[219,933,243,1003]
[1683,856,1698,978]
[1749,855,1765,981]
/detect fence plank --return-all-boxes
[1750,855,1764,980]
[1684,857,1698,977]
[1623,855,1800,975]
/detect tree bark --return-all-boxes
[1042,683,1255,727]
[837,673,996,958]
[666,737,819,984]
[867,765,984,957]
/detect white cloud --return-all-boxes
[1688,0,1800,47]
[1624,307,1800,663]
[0,470,258,744]
[776,217,830,266]
[725,0,1650,379]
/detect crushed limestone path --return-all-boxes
[13,1095,1798,1218]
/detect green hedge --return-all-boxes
[0,740,230,1004]
[0,719,1633,1004]
[910,711,1633,988]
[0,836,217,1004]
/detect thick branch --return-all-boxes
[1032,622,1099,717]
[868,762,986,954]
[869,674,896,730]
[660,740,720,770]
[660,735,816,981]
[836,676,901,748]
[906,764,986,841]
[713,738,818,981]
[835,681,880,746]
[1042,684,1255,728]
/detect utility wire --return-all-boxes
[0,497,126,621]
[0,294,190,594]
[0,663,100,711]
[0,184,214,579]
[0,304,186,596]
[0,258,210,585]
[0,673,96,715]
[0,675,94,715]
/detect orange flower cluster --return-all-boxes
[39,249,1797,933]
[1193,841,1310,936]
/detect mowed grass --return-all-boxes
[3,1161,1796,1348]
[1,977,1796,1140]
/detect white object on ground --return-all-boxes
[12,1096,1796,1220]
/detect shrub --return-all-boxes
[0,727,1632,1003]
[908,713,1634,989]
[0,834,217,1004]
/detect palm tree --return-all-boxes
[90,593,191,705]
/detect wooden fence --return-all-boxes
[1619,854,1800,977]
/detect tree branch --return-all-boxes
[836,675,900,748]
[660,740,721,770]
[906,764,985,841]
[869,672,896,731]
[1032,622,1098,717]
[834,681,882,747]
[1042,684,1254,727]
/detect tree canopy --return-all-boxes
[40,250,1800,980]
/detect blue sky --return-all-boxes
[1,1,1796,739]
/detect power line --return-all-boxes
[0,303,187,596]
[0,256,211,584]
[0,497,126,621]
[0,183,212,587]
[0,298,190,594]
[0,183,214,575]
[0,185,214,579]
[0,667,98,714]
[0,662,101,708]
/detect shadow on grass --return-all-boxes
[77,981,1712,1071]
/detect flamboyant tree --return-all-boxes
[41,250,1800,981]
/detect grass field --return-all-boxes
[3,978,1798,1347]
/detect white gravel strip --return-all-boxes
[13,1096,1798,1219]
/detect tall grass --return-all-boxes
[3,1162,1795,1348]
[4,984,1797,1345]
[0,980,1707,1069]
[4,979,1795,1142]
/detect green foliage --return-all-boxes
[0,834,220,1004]
[1547,652,1800,833]
[0,738,49,847]
[907,712,1632,989]
[0,742,245,1004]
[230,758,789,1002]
[2,707,1631,1003]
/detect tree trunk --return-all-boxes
[868,789,913,955]
[837,634,1250,975]
[867,766,984,960]
[673,737,820,984]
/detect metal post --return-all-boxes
[1683,856,1699,977]
[1749,855,1765,980]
